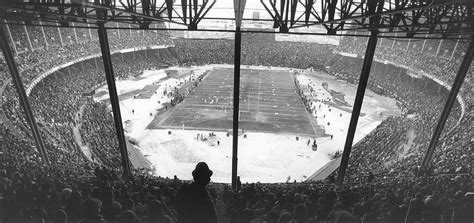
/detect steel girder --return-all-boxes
[261,0,474,37]
[0,0,216,30]
[0,0,472,38]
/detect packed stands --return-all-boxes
[0,22,472,222]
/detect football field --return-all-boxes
[148,68,324,136]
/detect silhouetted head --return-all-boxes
[192,162,213,186]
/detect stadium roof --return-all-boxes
[0,0,473,40]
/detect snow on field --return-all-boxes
[93,65,400,183]
[135,129,338,183]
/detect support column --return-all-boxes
[391,29,397,49]
[406,39,411,52]
[420,36,474,172]
[57,24,64,46]
[436,39,443,57]
[23,22,33,51]
[231,27,242,190]
[421,34,428,52]
[116,22,120,38]
[0,26,49,164]
[450,35,460,61]
[39,20,49,49]
[72,22,79,43]
[87,22,93,40]
[337,30,378,186]
[97,24,131,179]
[4,20,18,55]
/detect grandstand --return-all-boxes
[0,0,473,222]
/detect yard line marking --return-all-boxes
[256,70,262,121]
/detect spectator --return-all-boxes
[79,198,107,223]
[141,199,173,223]
[116,210,141,223]
[176,162,217,223]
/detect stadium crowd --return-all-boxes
[336,32,472,108]
[174,38,333,69]
[3,21,173,87]
[328,37,471,179]
[0,24,472,223]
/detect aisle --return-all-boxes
[73,104,101,164]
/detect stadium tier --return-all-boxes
[0,21,472,223]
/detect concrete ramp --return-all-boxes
[307,156,341,181]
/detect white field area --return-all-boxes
[94,65,400,183]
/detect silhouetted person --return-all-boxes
[176,162,217,223]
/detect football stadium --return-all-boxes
[0,0,472,222]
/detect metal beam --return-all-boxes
[1,19,471,40]
[3,20,17,54]
[80,1,184,26]
[97,23,132,180]
[0,0,472,37]
[289,0,471,29]
[231,26,242,191]
[337,30,378,186]
[0,25,49,164]
[420,35,474,172]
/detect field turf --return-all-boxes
[148,68,323,136]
